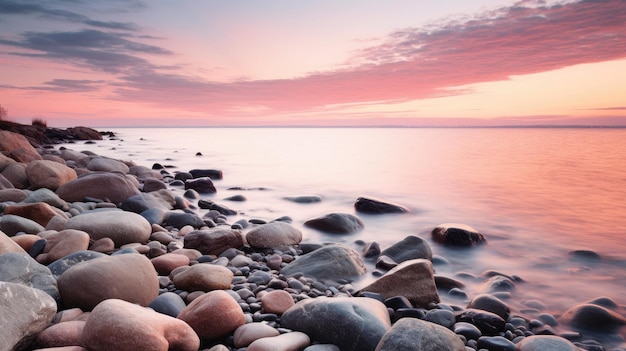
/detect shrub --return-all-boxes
[32,117,48,127]
[0,104,7,121]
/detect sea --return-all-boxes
[68,127,626,341]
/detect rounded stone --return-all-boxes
[64,210,151,247]
[261,289,295,315]
[26,160,77,190]
[171,263,233,292]
[281,244,366,283]
[354,197,409,214]
[233,323,280,348]
[87,157,130,173]
[477,336,516,351]
[3,202,65,227]
[0,252,59,301]
[247,331,311,351]
[149,292,187,318]
[304,213,364,234]
[183,229,244,256]
[375,317,466,351]
[515,335,579,351]
[431,223,486,246]
[34,321,85,348]
[48,250,106,277]
[560,303,626,330]
[151,253,190,276]
[56,172,140,203]
[380,235,432,263]
[178,290,246,341]
[246,221,302,249]
[36,229,90,264]
[468,294,510,320]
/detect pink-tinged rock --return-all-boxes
[151,253,190,275]
[57,254,159,310]
[34,321,85,348]
[171,263,233,292]
[1,230,27,254]
[26,160,77,190]
[261,290,295,315]
[0,188,27,202]
[178,290,246,341]
[32,347,87,351]
[59,149,90,165]
[0,130,42,163]
[56,172,140,203]
[64,210,151,247]
[3,202,65,227]
[0,152,16,171]
[36,229,90,264]
[89,237,115,254]
[82,299,199,351]
[246,221,302,249]
[10,233,40,252]
[171,248,202,260]
[87,157,130,173]
[2,162,29,189]
[233,323,280,348]
[183,228,244,256]
[247,332,311,351]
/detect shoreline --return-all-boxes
[1,127,625,351]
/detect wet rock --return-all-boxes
[281,297,390,351]
[375,317,466,351]
[380,235,432,263]
[171,263,233,292]
[120,193,171,213]
[456,309,506,336]
[183,228,244,256]
[477,336,516,351]
[178,290,246,341]
[189,169,223,180]
[304,213,364,234]
[560,303,626,330]
[360,259,439,308]
[284,195,322,203]
[481,275,516,293]
[82,298,199,351]
[56,172,140,203]
[362,241,381,258]
[354,197,409,214]
[57,253,159,310]
[247,331,311,351]
[431,223,486,246]
[23,188,68,210]
[36,229,90,264]
[64,210,151,247]
[281,244,366,283]
[0,281,57,351]
[246,221,302,249]
[515,335,580,351]
[164,212,204,229]
[467,294,510,320]
[0,252,59,301]
[425,309,456,328]
[184,177,216,194]
[26,160,77,191]
[48,250,106,277]
[453,322,482,341]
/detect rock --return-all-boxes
[560,303,626,330]
[178,290,246,341]
[2,162,29,188]
[304,213,364,234]
[354,197,409,214]
[425,309,456,328]
[233,323,280,348]
[456,309,506,336]
[66,126,103,140]
[189,169,223,180]
[59,149,90,164]
[151,253,190,275]
[149,292,187,318]
[26,160,77,190]
[281,244,366,283]
[467,294,510,320]
[477,336,516,351]
[515,335,580,351]
[282,297,390,351]
[130,165,163,181]
[3,202,65,227]
[0,230,26,254]
[56,172,140,203]
[0,214,46,236]
[184,177,216,194]
[89,237,115,254]
[87,157,129,173]
[375,317,465,351]
[0,152,16,171]
[64,210,151,247]
[261,289,295,314]
[11,233,40,252]
[57,253,159,310]
[303,346,341,351]
[453,322,482,340]
[171,263,233,292]
[360,259,439,308]
[0,252,59,301]
[481,275,516,293]
[143,178,167,192]
[47,250,106,277]
[36,229,90,264]
[164,212,204,229]
[431,223,486,246]
[0,130,42,163]
[34,321,85,349]
[246,221,302,249]
[283,195,322,203]
[0,188,27,202]
[183,229,244,256]
[247,332,311,351]
[0,282,57,351]
[82,298,199,351]
[120,193,171,213]
[380,235,432,263]
[23,188,68,210]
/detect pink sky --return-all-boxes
[1,0,625,127]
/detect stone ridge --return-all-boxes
[0,120,109,147]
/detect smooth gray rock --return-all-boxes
[22,188,68,210]
[354,197,409,214]
[184,177,216,193]
[456,309,506,336]
[467,294,510,320]
[0,214,45,236]
[47,250,107,277]
[64,210,152,247]
[0,282,57,351]
[164,211,205,229]
[380,235,432,262]
[282,297,391,351]
[375,317,465,351]
[120,193,171,213]
[281,244,366,283]
[246,221,302,249]
[560,303,626,330]
[149,292,187,318]
[284,195,322,203]
[515,335,580,351]
[304,213,364,234]
[0,252,59,302]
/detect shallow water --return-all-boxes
[70,127,626,343]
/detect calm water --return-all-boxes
[73,127,626,337]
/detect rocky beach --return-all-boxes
[1,125,625,351]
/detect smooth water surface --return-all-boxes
[74,127,626,328]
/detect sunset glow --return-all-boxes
[1,0,625,127]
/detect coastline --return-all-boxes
[1,125,625,351]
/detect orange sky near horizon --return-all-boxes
[1,0,625,127]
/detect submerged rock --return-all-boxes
[380,235,432,262]
[304,213,364,234]
[375,317,465,351]
[281,244,366,282]
[431,223,486,246]
[354,196,409,214]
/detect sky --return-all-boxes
[0,0,625,127]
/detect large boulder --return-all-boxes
[246,221,302,249]
[375,317,466,351]
[82,299,199,351]
[359,259,439,308]
[57,253,159,310]
[0,282,57,351]
[304,213,364,234]
[0,130,42,163]
[25,160,77,190]
[380,235,432,263]
[63,210,151,247]
[431,223,486,246]
[183,229,244,256]
[281,297,390,351]
[281,244,366,283]
[56,172,140,203]
[0,252,59,301]
[178,290,246,341]
[354,197,409,214]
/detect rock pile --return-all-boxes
[0,129,624,351]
